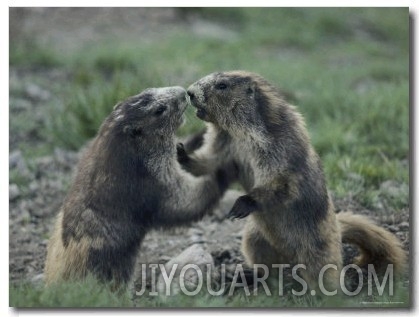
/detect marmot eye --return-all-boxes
[215,83,227,90]
[154,106,167,116]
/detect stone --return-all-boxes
[380,180,408,198]
[25,83,51,101]
[30,273,44,287]
[156,244,215,297]
[398,222,409,231]
[9,184,20,201]
[9,150,30,177]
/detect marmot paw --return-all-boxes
[176,142,190,164]
[227,195,258,219]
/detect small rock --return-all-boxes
[25,83,51,101]
[9,150,30,176]
[9,184,20,201]
[156,244,215,297]
[398,222,409,231]
[31,273,44,287]
[395,232,405,241]
[29,181,39,193]
[386,225,398,233]
[380,180,408,198]
[9,151,22,168]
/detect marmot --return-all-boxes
[179,71,406,291]
[44,86,234,288]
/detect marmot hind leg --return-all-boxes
[241,219,287,270]
[240,219,292,292]
[242,214,343,294]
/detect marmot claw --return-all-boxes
[176,142,190,163]
[227,195,258,219]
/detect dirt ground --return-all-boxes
[9,8,409,295]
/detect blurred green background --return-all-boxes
[10,7,409,210]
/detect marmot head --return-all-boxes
[187,71,285,137]
[106,86,188,141]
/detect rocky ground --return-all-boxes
[8,133,410,294]
[9,8,409,299]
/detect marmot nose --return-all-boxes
[187,90,195,101]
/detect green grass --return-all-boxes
[10,277,409,308]
[10,39,64,68]
[10,277,132,308]
[10,7,409,307]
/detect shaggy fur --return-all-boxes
[180,71,406,291]
[44,87,233,288]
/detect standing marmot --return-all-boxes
[44,86,234,287]
[179,71,406,291]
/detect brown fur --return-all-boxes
[181,71,406,291]
[44,86,234,287]
[337,211,406,274]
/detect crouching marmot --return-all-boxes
[179,71,406,292]
[44,86,234,288]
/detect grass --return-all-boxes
[10,276,132,308]
[9,7,409,308]
[9,39,64,68]
[10,276,409,308]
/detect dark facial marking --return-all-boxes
[153,105,167,116]
[215,82,228,90]
[130,127,143,138]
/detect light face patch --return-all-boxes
[114,107,125,121]
[115,114,125,121]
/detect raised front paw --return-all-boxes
[176,142,190,164]
[227,195,259,220]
